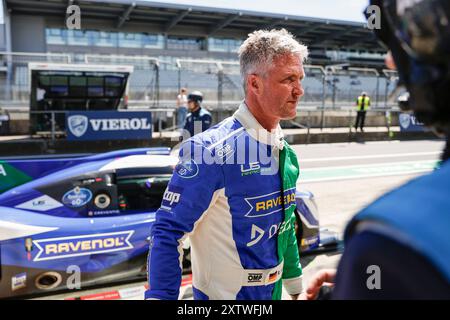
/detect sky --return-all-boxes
[141,0,369,23]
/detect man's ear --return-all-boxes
[248,74,263,95]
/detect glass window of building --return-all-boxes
[46,28,67,45]
[167,37,202,51]
[87,77,104,97]
[67,30,89,46]
[47,28,163,50]
[118,32,142,48]
[230,39,243,53]
[87,31,99,46]
[143,34,164,49]
[208,37,242,53]
[97,31,118,47]
[49,75,69,97]
[158,56,178,71]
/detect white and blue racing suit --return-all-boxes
[145,102,303,300]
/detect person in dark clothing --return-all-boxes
[183,91,212,137]
[305,0,450,300]
[354,91,370,132]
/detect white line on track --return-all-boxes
[300,151,441,163]
[300,169,432,183]
[300,159,437,171]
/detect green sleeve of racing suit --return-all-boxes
[272,141,303,299]
[282,213,303,291]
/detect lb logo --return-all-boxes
[175,159,199,179]
[62,187,92,207]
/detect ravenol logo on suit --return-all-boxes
[244,187,297,218]
[66,111,152,140]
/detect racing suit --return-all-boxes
[146,102,303,300]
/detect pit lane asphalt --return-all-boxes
[288,139,444,299]
[34,139,445,300]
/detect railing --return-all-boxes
[0,52,399,111]
[0,51,405,141]
[0,52,72,102]
[27,107,407,144]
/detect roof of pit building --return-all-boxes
[5,0,385,54]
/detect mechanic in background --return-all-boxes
[306,0,450,299]
[183,90,212,137]
[354,91,370,132]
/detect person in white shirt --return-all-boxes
[176,87,188,129]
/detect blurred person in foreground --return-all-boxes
[306,0,450,299]
[146,29,308,300]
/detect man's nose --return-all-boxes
[293,81,304,97]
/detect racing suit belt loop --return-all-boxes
[241,260,284,287]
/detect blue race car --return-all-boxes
[0,148,335,299]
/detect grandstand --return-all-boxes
[0,0,397,112]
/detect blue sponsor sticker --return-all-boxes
[12,273,27,291]
[302,235,320,250]
[32,231,134,262]
[87,209,121,217]
[62,187,92,207]
[175,159,199,178]
[399,113,427,132]
[244,187,297,218]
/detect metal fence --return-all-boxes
[0,52,71,103]
[176,59,243,108]
[28,108,408,144]
[0,52,399,111]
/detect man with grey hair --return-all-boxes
[146,29,308,300]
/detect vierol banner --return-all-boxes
[399,113,428,132]
[66,111,152,141]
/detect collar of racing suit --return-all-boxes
[233,101,285,150]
